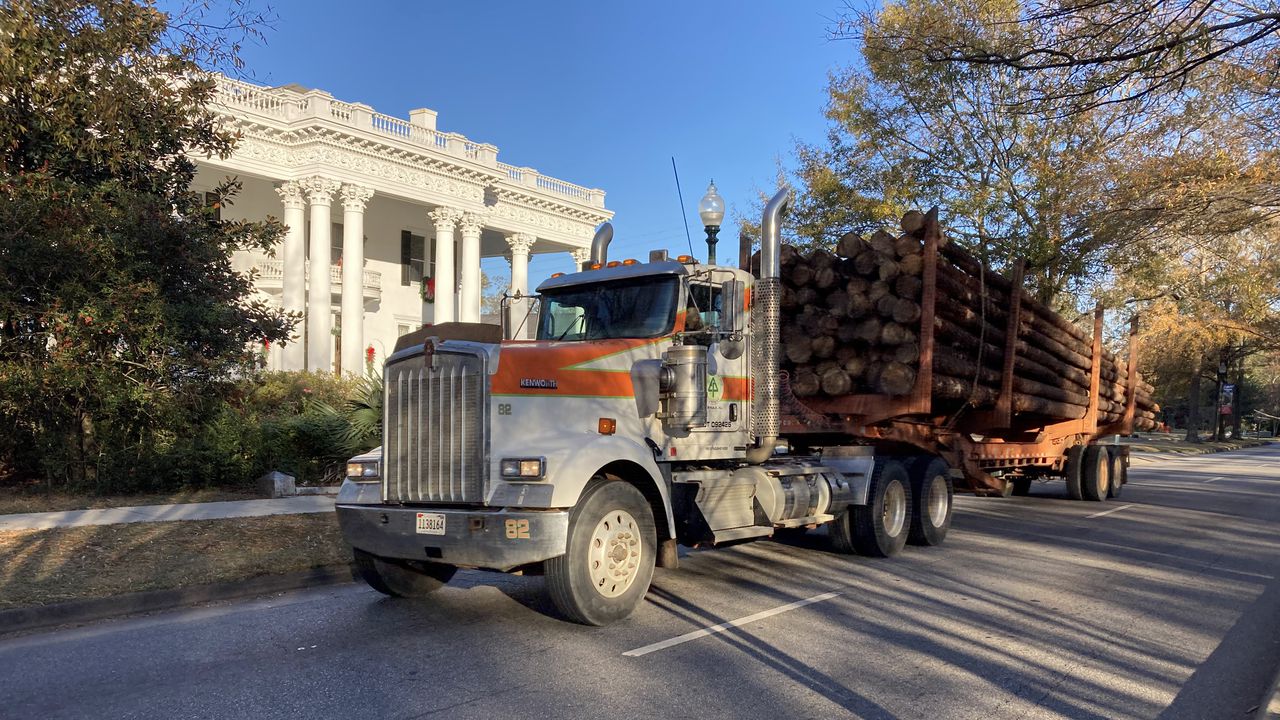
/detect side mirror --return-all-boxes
[719,279,745,360]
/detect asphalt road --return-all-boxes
[3,444,1278,720]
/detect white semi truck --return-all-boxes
[337,188,1132,625]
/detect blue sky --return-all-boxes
[228,0,857,286]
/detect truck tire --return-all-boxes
[1063,445,1086,501]
[836,458,912,557]
[1081,446,1111,502]
[1010,478,1033,496]
[545,479,656,626]
[908,458,953,547]
[353,549,456,598]
[1107,449,1126,499]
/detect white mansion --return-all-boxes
[195,75,612,374]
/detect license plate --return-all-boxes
[415,512,446,535]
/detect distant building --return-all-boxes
[194,75,611,374]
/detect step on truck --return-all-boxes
[336,188,1150,625]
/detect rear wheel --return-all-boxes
[1107,450,1127,499]
[832,458,912,557]
[908,458,953,547]
[545,479,656,626]
[353,549,456,598]
[1081,446,1111,501]
[1063,445,1086,501]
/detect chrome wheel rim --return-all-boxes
[588,509,642,598]
[927,475,948,527]
[883,481,907,537]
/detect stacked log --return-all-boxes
[775,211,1160,430]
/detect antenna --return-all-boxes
[671,156,695,257]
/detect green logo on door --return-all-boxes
[707,375,722,402]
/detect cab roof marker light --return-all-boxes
[622,259,638,265]
[606,260,621,268]
[550,272,565,278]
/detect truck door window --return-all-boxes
[686,283,722,342]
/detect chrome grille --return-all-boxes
[383,349,487,503]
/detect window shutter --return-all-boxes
[401,230,411,285]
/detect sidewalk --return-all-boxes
[0,495,335,532]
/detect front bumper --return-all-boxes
[336,498,569,572]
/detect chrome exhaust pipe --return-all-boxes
[745,188,789,464]
[588,222,614,268]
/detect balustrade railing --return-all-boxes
[212,75,605,207]
[236,253,382,296]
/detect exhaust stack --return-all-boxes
[587,222,614,269]
[745,188,790,464]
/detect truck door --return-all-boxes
[686,278,748,442]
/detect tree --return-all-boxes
[0,0,292,488]
[1107,225,1280,440]
[791,0,1165,306]
[834,0,1280,116]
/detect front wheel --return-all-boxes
[353,549,456,598]
[545,479,656,626]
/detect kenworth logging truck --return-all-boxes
[336,189,1154,625]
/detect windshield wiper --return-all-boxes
[556,314,585,341]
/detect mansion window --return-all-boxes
[401,231,433,285]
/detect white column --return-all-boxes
[459,212,485,323]
[429,207,461,324]
[302,176,340,372]
[340,184,374,376]
[275,181,307,371]
[570,248,590,271]
[505,233,535,338]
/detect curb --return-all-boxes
[0,565,355,637]
[1259,666,1280,719]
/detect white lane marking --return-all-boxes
[1086,503,1136,519]
[623,592,840,657]
[1203,476,1227,483]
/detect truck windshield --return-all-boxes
[536,276,680,341]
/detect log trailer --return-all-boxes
[336,189,1147,625]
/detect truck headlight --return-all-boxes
[346,461,379,479]
[500,457,545,479]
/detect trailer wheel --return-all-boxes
[1010,478,1033,496]
[1081,446,1110,502]
[353,549,456,598]
[1107,450,1126,499]
[908,458,952,547]
[833,458,911,557]
[545,479,656,626]
[1063,445,1086,501]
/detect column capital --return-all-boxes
[570,248,590,266]
[459,211,488,236]
[505,233,536,256]
[429,206,463,231]
[339,183,374,212]
[300,176,341,206]
[275,181,306,210]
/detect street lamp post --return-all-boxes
[698,180,725,265]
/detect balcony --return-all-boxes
[233,252,382,305]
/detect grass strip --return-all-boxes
[0,514,349,609]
